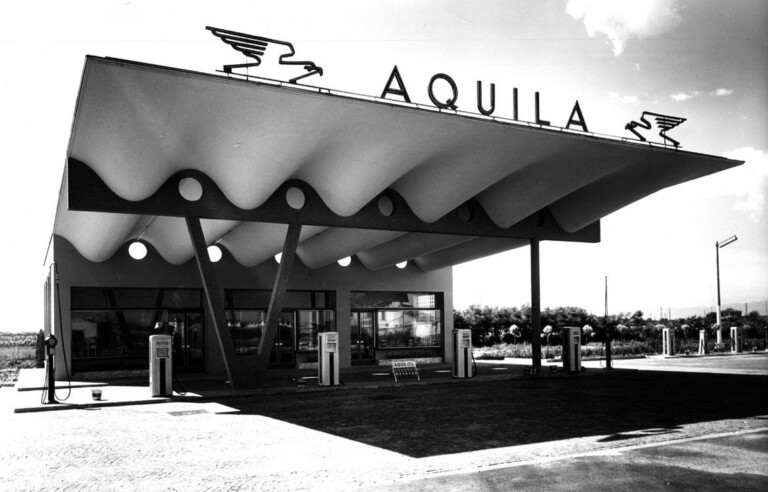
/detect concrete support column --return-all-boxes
[336,289,351,368]
[187,217,238,388]
[530,239,542,373]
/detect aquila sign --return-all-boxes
[380,65,589,133]
[207,27,686,148]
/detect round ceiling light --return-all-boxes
[396,261,408,269]
[128,241,148,260]
[274,252,282,264]
[337,256,352,267]
[207,245,222,263]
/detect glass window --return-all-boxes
[108,289,163,308]
[284,291,313,309]
[226,290,334,309]
[408,293,436,309]
[71,311,154,358]
[297,310,335,352]
[227,290,272,309]
[351,292,437,309]
[71,288,203,310]
[377,310,440,349]
[71,288,111,309]
[227,310,265,354]
[160,289,202,309]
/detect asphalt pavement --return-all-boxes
[1,353,766,491]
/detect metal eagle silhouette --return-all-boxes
[625,111,687,148]
[207,26,323,84]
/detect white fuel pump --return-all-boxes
[662,327,675,356]
[453,329,473,378]
[318,332,339,386]
[730,326,743,353]
[562,327,581,372]
[149,334,173,397]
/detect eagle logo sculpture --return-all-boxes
[207,26,323,84]
[625,111,687,148]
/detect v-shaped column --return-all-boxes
[255,221,302,385]
[187,217,302,389]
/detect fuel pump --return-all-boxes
[318,332,339,386]
[453,329,474,378]
[730,326,743,353]
[149,334,173,397]
[662,327,675,356]
[44,335,57,404]
[562,327,582,372]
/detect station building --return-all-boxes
[45,54,740,388]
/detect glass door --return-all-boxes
[350,311,375,365]
[168,311,205,372]
[269,312,296,368]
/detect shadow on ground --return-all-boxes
[211,371,768,457]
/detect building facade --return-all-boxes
[49,234,452,379]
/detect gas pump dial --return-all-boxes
[44,335,58,354]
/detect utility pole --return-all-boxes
[716,235,738,343]
[605,276,612,369]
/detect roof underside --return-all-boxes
[53,57,741,272]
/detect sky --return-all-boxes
[0,0,766,333]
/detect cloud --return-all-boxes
[712,88,734,96]
[671,91,700,102]
[671,88,734,102]
[692,147,768,218]
[608,92,639,104]
[566,0,682,56]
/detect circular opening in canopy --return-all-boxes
[179,177,203,201]
[457,203,474,222]
[378,195,395,217]
[286,187,306,210]
[337,256,352,267]
[207,245,222,263]
[128,241,148,260]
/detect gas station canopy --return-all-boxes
[54,56,741,271]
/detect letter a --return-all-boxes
[380,66,411,103]
[566,101,589,132]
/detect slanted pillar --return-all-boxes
[186,217,239,388]
[530,239,542,373]
[255,221,302,385]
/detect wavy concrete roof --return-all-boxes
[53,57,740,272]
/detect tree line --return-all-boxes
[454,304,768,348]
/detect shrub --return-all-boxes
[474,340,664,360]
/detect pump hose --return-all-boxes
[42,263,72,404]
[172,371,187,396]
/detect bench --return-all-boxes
[523,365,557,376]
